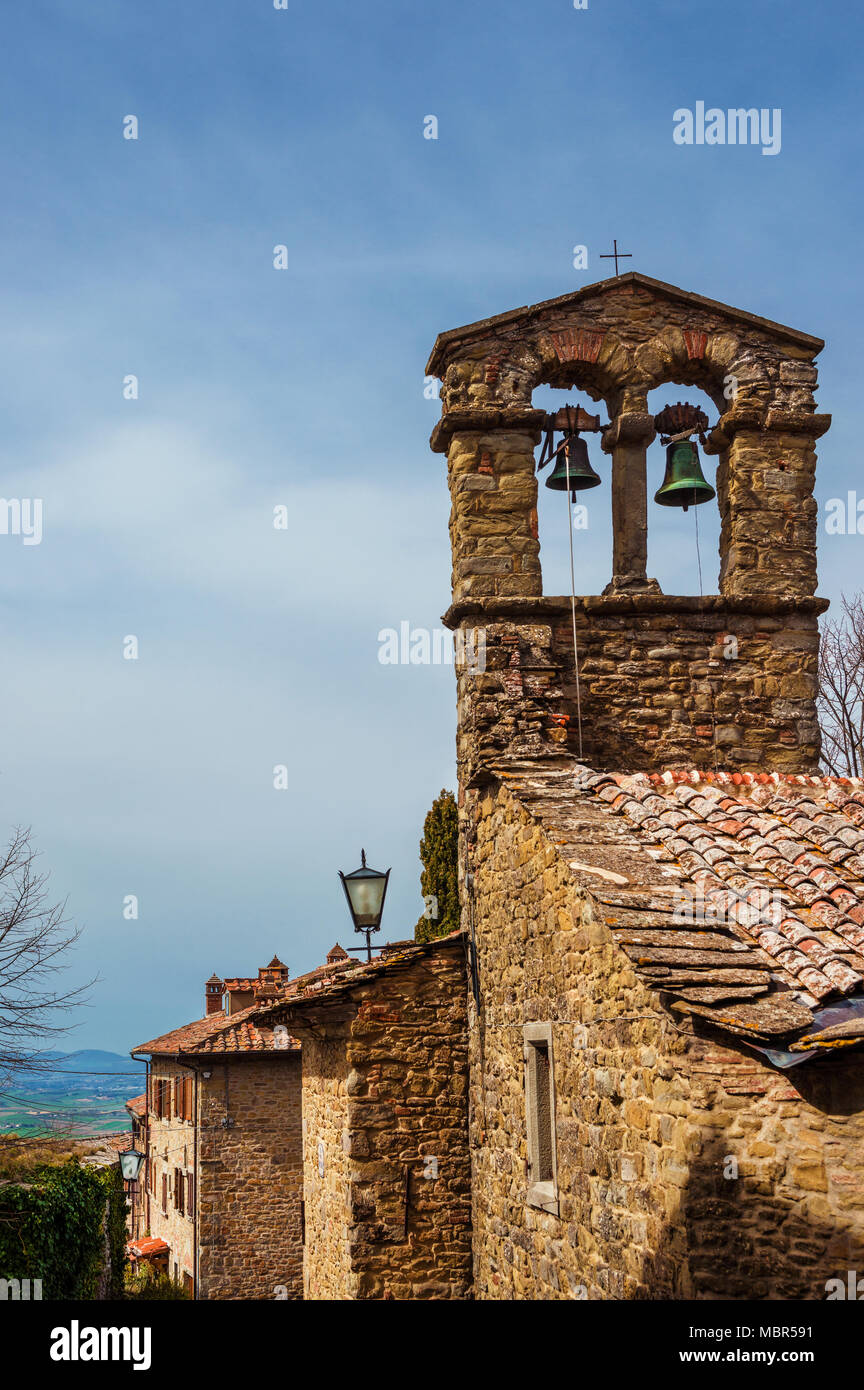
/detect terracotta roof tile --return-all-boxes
[491,761,864,1053]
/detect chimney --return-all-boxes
[326,943,349,964]
[205,974,224,1016]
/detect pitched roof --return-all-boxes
[132,1003,299,1057]
[494,761,864,1061]
[125,1093,146,1117]
[425,271,824,374]
[255,933,465,1019]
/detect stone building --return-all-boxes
[420,273,864,1300]
[260,935,472,1300]
[130,956,314,1298]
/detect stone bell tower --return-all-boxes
[427,273,830,780]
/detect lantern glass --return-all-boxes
[339,856,390,931]
[119,1149,146,1183]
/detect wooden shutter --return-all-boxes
[161,1172,167,1214]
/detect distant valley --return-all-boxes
[0,1050,146,1137]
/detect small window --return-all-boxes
[523,1023,558,1214]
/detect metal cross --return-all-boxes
[600,239,632,276]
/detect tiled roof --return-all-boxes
[493,761,864,1058]
[187,1013,300,1054]
[132,1011,230,1056]
[133,949,413,1058]
[255,933,465,1018]
[125,1093,146,1117]
[132,1002,299,1056]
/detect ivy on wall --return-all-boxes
[0,1158,127,1300]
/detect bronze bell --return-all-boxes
[545,434,601,498]
[654,439,715,512]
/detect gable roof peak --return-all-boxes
[426,271,824,375]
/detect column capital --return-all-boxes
[705,406,831,454]
[430,407,546,454]
[601,411,656,454]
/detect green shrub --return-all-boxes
[0,1157,128,1300]
[125,1265,191,1300]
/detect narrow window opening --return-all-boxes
[524,1024,558,1213]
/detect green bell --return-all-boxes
[654,439,715,512]
[545,435,601,496]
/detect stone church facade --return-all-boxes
[423,273,864,1300]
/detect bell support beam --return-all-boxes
[601,410,661,595]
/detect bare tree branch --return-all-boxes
[0,827,92,1090]
[819,594,864,776]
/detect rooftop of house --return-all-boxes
[490,761,864,1066]
[130,944,408,1058]
[125,1093,146,1118]
[256,933,463,1020]
[132,999,302,1056]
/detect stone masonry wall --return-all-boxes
[197,1056,303,1300]
[447,593,826,779]
[300,1036,352,1301]
[284,941,473,1300]
[145,1059,196,1286]
[467,781,864,1299]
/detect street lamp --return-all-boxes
[119,1149,146,1184]
[338,849,391,962]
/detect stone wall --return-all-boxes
[467,780,864,1299]
[144,1060,196,1286]
[280,939,473,1300]
[197,1056,303,1301]
[446,593,827,778]
[299,1036,352,1301]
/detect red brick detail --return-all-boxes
[357,1002,401,1023]
[683,329,708,359]
[484,353,506,386]
[548,328,604,364]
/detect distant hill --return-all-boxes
[5,1051,145,1093]
[0,1051,146,1138]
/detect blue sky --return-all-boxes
[0,0,860,1051]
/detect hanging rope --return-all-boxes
[694,500,704,598]
[564,417,584,759]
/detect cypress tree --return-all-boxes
[414,789,459,942]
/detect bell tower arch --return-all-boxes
[427,273,829,779]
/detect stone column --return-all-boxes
[707,404,830,601]
[601,410,660,594]
[431,407,545,602]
